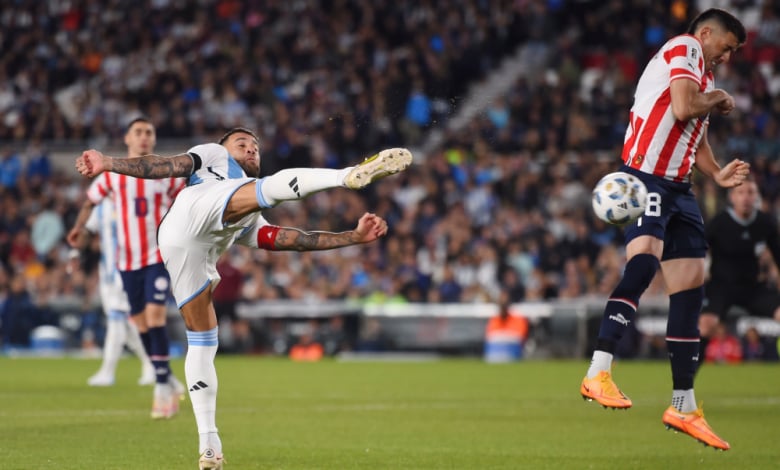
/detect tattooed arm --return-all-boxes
[75,149,194,179]
[272,213,388,251]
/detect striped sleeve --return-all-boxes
[664,35,703,85]
[86,173,111,204]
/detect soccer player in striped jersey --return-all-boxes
[68,118,186,419]
[75,127,411,469]
[580,9,749,450]
[73,197,155,387]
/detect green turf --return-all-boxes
[0,357,778,469]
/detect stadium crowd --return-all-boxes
[2,0,780,356]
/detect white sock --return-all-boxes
[124,318,153,371]
[586,350,613,379]
[258,168,346,207]
[185,328,220,454]
[672,389,697,413]
[200,432,222,456]
[99,313,127,377]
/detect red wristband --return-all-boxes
[256,225,281,250]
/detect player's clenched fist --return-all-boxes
[75,149,108,177]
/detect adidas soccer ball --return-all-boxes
[591,172,648,225]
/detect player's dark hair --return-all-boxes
[687,8,746,44]
[218,127,259,146]
[126,116,152,133]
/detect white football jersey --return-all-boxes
[186,143,249,185]
[85,198,130,313]
[621,34,714,182]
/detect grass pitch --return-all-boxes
[0,356,778,469]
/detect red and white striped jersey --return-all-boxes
[87,173,185,271]
[622,34,714,182]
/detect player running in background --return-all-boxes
[579,9,749,450]
[75,127,412,469]
[68,118,186,419]
[700,177,780,356]
[72,196,155,386]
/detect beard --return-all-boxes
[239,161,260,178]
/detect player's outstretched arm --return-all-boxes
[272,213,388,252]
[75,149,194,179]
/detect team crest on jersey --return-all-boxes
[633,154,644,166]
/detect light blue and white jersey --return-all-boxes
[185,143,248,186]
[85,198,130,313]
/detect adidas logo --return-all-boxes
[189,380,209,392]
[288,177,300,197]
[608,313,630,326]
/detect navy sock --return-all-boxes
[148,326,171,384]
[666,287,703,390]
[140,331,152,356]
[696,336,710,374]
[597,254,659,352]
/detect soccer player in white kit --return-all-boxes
[74,197,155,386]
[75,127,412,469]
[579,9,749,450]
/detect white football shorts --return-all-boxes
[158,178,258,307]
[99,271,131,314]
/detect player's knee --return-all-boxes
[611,253,659,303]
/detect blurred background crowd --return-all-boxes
[2,0,779,358]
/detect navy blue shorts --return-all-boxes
[119,262,172,315]
[620,165,707,261]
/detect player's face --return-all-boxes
[729,181,758,218]
[702,27,740,72]
[124,122,156,156]
[224,132,260,177]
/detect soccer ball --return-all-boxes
[591,171,648,225]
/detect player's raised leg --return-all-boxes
[581,237,660,409]
[254,148,413,208]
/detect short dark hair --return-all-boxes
[218,127,259,145]
[126,117,152,133]
[688,8,746,44]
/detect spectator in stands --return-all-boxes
[0,148,22,192]
[704,323,743,364]
[1,272,56,348]
[741,326,779,361]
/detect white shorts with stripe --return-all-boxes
[158,178,262,307]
